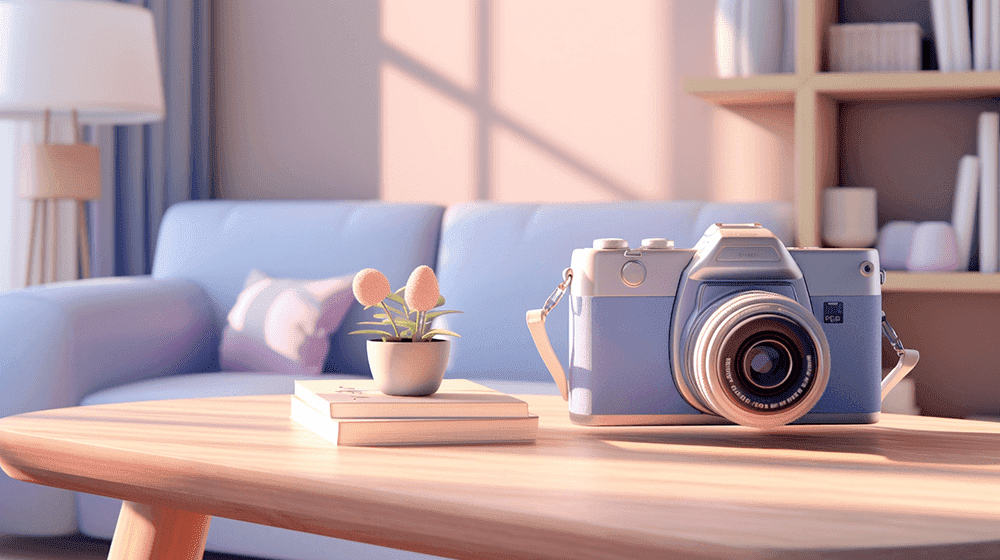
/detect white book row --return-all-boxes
[714,0,796,77]
[931,0,1000,72]
[828,23,922,72]
[878,112,1000,273]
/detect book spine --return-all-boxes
[949,0,973,71]
[992,0,1000,69]
[979,112,999,273]
[931,0,956,71]
[952,154,980,270]
[715,0,742,78]
[975,0,991,70]
[740,0,784,76]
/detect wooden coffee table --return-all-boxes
[1,394,999,560]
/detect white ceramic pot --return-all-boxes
[366,339,450,396]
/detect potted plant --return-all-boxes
[349,265,460,396]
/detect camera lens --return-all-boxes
[678,290,830,429]
[742,339,793,392]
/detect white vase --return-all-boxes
[740,0,784,76]
[366,339,450,396]
[715,0,742,77]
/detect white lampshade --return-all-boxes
[0,0,165,124]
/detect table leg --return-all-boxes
[106,501,211,560]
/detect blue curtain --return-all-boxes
[90,0,212,277]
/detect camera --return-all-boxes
[566,223,883,429]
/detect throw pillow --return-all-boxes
[220,269,355,375]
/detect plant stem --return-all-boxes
[380,302,401,338]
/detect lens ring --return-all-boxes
[686,291,830,429]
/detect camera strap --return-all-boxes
[880,313,920,402]
[525,268,572,401]
[528,268,920,406]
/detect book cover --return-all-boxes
[931,0,955,71]
[290,396,539,447]
[294,378,531,419]
[952,155,980,270]
[978,112,999,273]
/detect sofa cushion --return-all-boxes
[435,201,794,381]
[152,200,445,376]
[220,270,355,375]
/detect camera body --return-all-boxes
[567,223,882,428]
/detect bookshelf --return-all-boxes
[684,0,1000,294]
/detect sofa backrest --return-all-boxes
[435,201,795,382]
[152,200,445,375]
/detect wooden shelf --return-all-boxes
[682,75,800,106]
[882,271,1000,293]
[686,71,1000,108]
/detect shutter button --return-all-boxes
[621,260,646,287]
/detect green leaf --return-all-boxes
[425,309,461,320]
[431,295,446,308]
[386,292,405,304]
[348,329,395,337]
[422,329,460,339]
[357,321,396,326]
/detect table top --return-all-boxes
[1,394,999,560]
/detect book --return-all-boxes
[294,378,531,419]
[974,0,990,70]
[951,155,980,271]
[949,0,973,71]
[978,112,999,273]
[991,0,1000,69]
[779,0,797,73]
[290,396,539,447]
[931,0,955,71]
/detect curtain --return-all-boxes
[89,0,212,277]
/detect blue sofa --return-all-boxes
[0,199,793,559]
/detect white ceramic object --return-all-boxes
[715,0,741,77]
[823,187,878,248]
[877,221,917,270]
[740,0,784,76]
[366,339,450,396]
[907,221,961,272]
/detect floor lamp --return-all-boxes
[0,0,165,285]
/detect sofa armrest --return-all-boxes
[0,276,217,418]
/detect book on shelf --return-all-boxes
[978,112,999,273]
[952,154,980,271]
[293,378,531,419]
[290,396,539,447]
[931,0,956,71]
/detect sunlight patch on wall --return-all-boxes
[381,0,476,91]
[491,125,620,202]
[710,106,794,202]
[381,65,476,203]
[491,0,666,200]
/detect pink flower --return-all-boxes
[404,265,439,312]
[352,268,391,307]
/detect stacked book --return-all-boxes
[828,23,923,72]
[290,379,538,446]
[931,0,1000,72]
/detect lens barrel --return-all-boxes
[680,291,830,429]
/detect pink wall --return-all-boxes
[214,1,793,205]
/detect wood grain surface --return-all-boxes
[1,395,999,560]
